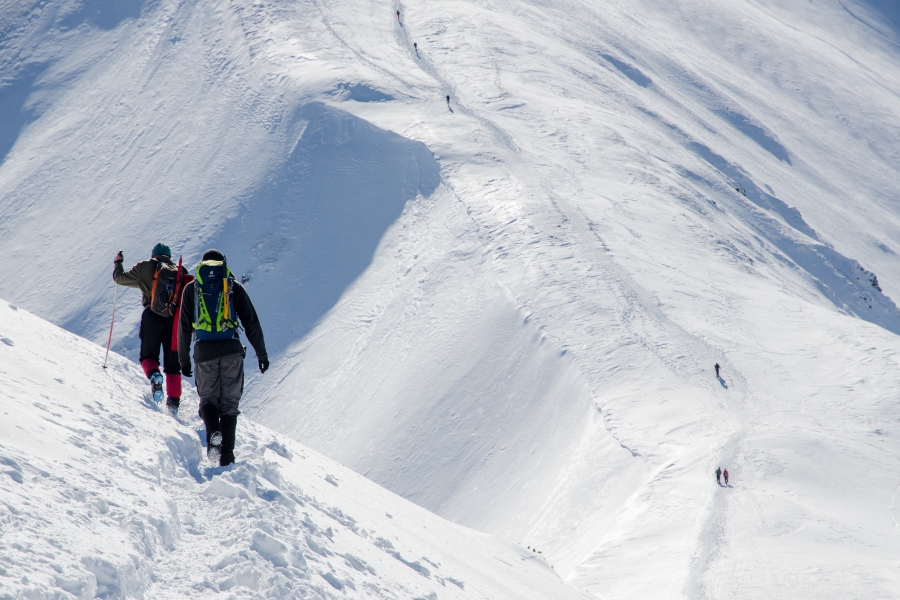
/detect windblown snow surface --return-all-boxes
[0,301,589,599]
[3,0,900,598]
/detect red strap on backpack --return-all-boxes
[170,257,194,352]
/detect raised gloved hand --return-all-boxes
[181,363,193,377]
[114,250,124,263]
[259,357,269,374]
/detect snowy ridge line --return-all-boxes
[394,0,739,400]
[574,1,900,332]
[393,0,899,374]
[4,0,900,597]
[0,301,589,599]
[432,67,757,589]
[254,1,900,597]
[253,2,750,588]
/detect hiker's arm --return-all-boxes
[113,260,143,289]
[233,283,267,360]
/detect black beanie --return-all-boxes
[202,249,226,262]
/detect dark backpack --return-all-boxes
[193,260,238,341]
[150,260,183,317]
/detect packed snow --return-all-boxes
[0,301,590,599]
[3,0,900,598]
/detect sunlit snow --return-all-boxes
[2,0,900,598]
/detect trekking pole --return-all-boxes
[102,258,121,369]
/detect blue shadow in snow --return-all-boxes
[712,108,791,164]
[690,142,811,237]
[214,102,440,356]
[167,432,205,483]
[688,140,900,335]
[718,377,728,389]
[335,83,394,103]
[843,0,900,38]
[638,108,900,335]
[0,64,47,167]
[637,107,900,334]
[61,0,147,31]
[601,54,653,88]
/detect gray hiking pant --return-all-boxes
[195,353,244,417]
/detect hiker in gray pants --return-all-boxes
[178,249,269,466]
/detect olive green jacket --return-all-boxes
[113,257,178,307]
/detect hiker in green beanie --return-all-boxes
[113,243,191,413]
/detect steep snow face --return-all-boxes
[242,0,900,598]
[213,102,440,355]
[3,0,900,598]
[0,300,589,599]
[0,0,440,359]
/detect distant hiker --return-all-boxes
[446,94,450,105]
[714,363,721,378]
[178,250,268,466]
[396,10,400,20]
[723,469,729,485]
[113,244,191,412]
[414,42,418,53]
[715,467,722,484]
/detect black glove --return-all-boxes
[258,357,269,374]
[181,363,193,377]
[114,250,123,264]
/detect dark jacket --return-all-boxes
[113,257,186,307]
[178,279,267,366]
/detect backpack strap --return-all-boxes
[221,277,229,331]
[150,260,161,307]
[194,277,200,332]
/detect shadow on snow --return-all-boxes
[213,102,440,357]
[688,139,900,335]
[0,64,48,168]
[60,0,148,31]
[841,0,900,42]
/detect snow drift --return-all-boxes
[0,300,588,599]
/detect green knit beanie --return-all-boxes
[151,243,171,258]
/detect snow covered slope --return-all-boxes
[4,0,900,598]
[241,1,900,597]
[0,0,440,359]
[0,300,589,599]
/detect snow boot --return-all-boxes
[201,404,222,465]
[149,371,164,404]
[165,396,180,416]
[219,415,238,466]
[207,432,222,465]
